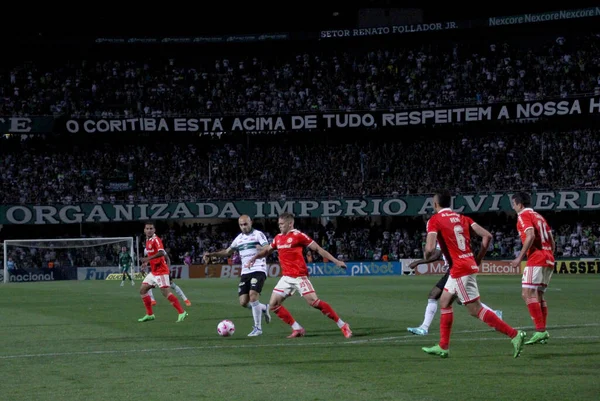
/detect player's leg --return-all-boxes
[121,269,127,286]
[522,266,546,337]
[270,277,304,337]
[247,272,269,336]
[238,274,260,336]
[138,275,156,322]
[458,275,525,357]
[525,267,552,345]
[408,274,447,335]
[301,277,352,338]
[170,280,191,306]
[422,288,454,358]
[157,275,187,322]
[148,288,157,305]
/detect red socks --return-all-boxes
[439,307,453,350]
[478,307,517,338]
[167,293,184,313]
[142,295,153,315]
[272,305,295,326]
[541,300,548,328]
[311,299,340,322]
[526,297,545,331]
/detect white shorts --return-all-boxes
[142,273,170,289]
[522,266,553,292]
[444,274,480,304]
[272,276,315,298]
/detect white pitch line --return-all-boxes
[0,323,598,360]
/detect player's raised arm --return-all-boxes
[308,241,347,269]
[470,222,493,265]
[203,247,235,264]
[408,248,443,270]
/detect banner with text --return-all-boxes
[407,260,521,275]
[188,262,401,278]
[3,190,600,224]
[488,7,600,27]
[58,97,600,134]
[552,259,600,274]
[77,265,188,280]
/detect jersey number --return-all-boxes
[537,221,550,242]
[454,225,466,251]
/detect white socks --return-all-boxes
[421,299,438,330]
[171,283,188,301]
[250,301,262,330]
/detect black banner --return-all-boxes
[61,96,600,134]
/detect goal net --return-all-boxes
[2,237,135,283]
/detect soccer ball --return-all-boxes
[217,320,235,337]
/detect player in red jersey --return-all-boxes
[510,192,555,345]
[422,191,526,358]
[245,212,352,338]
[138,222,188,323]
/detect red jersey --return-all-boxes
[271,229,314,278]
[427,208,479,279]
[516,208,555,268]
[145,235,170,275]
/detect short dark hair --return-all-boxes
[434,190,452,208]
[279,212,295,221]
[144,221,156,228]
[512,192,531,207]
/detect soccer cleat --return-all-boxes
[524,331,549,345]
[138,314,155,322]
[176,311,188,323]
[120,281,124,287]
[151,301,157,306]
[407,327,428,336]
[247,327,263,337]
[287,328,306,338]
[184,300,192,306]
[422,344,449,358]
[511,330,527,358]
[131,281,135,286]
[341,323,353,338]
[263,305,272,324]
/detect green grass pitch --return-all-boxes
[1,275,598,401]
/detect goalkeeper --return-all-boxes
[119,246,135,286]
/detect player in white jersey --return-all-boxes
[407,242,502,335]
[203,215,271,336]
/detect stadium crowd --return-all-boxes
[0,32,599,117]
[1,128,598,204]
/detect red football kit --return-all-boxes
[271,229,314,277]
[516,208,555,268]
[145,235,170,275]
[427,208,479,279]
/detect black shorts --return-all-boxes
[238,271,267,296]
[435,271,450,291]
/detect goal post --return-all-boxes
[2,237,135,284]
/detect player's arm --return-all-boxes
[307,241,346,269]
[141,249,167,263]
[244,245,275,268]
[408,249,443,269]
[471,223,492,265]
[203,247,235,263]
[513,228,535,265]
[424,233,438,260]
[548,230,556,254]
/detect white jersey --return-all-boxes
[230,229,269,275]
